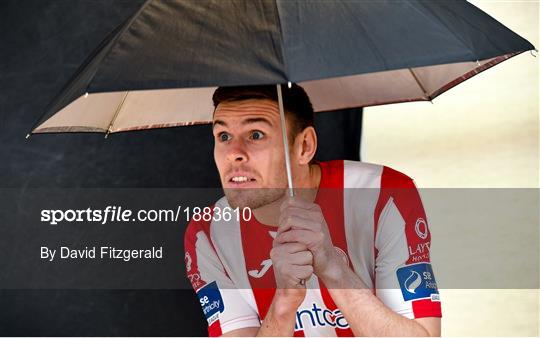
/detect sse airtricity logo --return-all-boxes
[396,263,439,301]
[196,281,224,325]
[404,270,422,294]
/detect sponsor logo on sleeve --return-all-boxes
[396,262,439,301]
[196,281,224,325]
[406,218,431,263]
[414,218,428,239]
[185,252,192,272]
[408,241,431,262]
[188,272,204,289]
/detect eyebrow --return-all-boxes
[212,117,274,129]
[213,119,227,128]
[243,117,274,127]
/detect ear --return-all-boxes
[295,126,317,165]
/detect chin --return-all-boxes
[224,188,286,210]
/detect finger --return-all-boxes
[272,241,307,253]
[279,196,294,214]
[292,197,320,211]
[278,213,320,234]
[280,202,323,221]
[276,219,292,233]
[288,250,313,265]
[291,264,314,281]
[272,240,307,256]
[277,213,315,234]
[276,229,315,245]
[276,203,296,232]
[279,195,316,214]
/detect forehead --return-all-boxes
[213,98,280,121]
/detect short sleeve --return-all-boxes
[374,167,442,319]
[184,219,261,336]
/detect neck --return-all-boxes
[253,163,321,226]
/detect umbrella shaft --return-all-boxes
[276,84,294,197]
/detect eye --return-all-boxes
[218,132,231,142]
[250,130,265,140]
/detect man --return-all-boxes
[184,84,442,336]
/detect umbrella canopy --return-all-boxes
[29,0,535,135]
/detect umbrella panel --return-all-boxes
[32,54,513,134]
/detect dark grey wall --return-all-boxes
[0,0,362,335]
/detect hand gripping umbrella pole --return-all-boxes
[278,83,307,287]
[276,83,294,198]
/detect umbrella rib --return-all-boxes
[408,68,431,101]
[105,91,129,137]
[273,1,289,79]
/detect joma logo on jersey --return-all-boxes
[248,259,272,278]
[294,303,349,330]
[248,232,277,279]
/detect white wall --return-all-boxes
[363,1,539,189]
[362,1,539,336]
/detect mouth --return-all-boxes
[230,176,255,183]
[226,173,258,187]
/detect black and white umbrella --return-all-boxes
[28,0,535,192]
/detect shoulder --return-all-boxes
[342,159,383,177]
[338,159,416,189]
[379,165,416,188]
[184,196,230,241]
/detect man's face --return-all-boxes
[213,98,292,209]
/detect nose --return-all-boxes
[226,139,248,163]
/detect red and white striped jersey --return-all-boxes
[184,160,442,336]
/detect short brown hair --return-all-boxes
[212,84,315,139]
